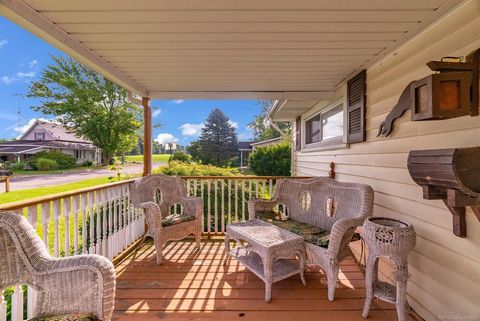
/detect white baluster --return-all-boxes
[193,179,198,197]
[248,179,253,220]
[72,195,80,255]
[269,179,273,198]
[200,180,205,232]
[41,203,50,250]
[256,179,259,197]
[81,193,88,254]
[11,285,23,321]
[241,179,246,221]
[52,200,61,257]
[263,179,267,197]
[88,192,95,254]
[95,190,102,255]
[186,179,191,196]
[221,179,225,232]
[27,286,37,319]
[1,289,7,321]
[101,189,108,257]
[234,180,239,222]
[207,179,211,234]
[228,179,232,225]
[111,187,118,258]
[214,179,218,233]
[63,197,71,256]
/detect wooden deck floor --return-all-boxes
[113,239,417,321]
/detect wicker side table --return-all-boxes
[361,217,416,321]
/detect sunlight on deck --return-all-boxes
[113,239,416,321]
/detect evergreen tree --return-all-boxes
[198,109,238,166]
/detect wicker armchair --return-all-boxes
[130,174,203,265]
[0,211,115,321]
[249,177,374,301]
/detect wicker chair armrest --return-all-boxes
[139,201,163,231]
[326,217,366,257]
[181,197,204,218]
[39,255,115,320]
[248,199,279,219]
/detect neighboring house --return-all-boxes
[0,120,101,164]
[159,142,183,154]
[250,137,282,152]
[267,5,480,320]
[237,141,254,168]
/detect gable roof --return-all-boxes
[19,120,91,143]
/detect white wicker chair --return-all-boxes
[249,177,374,301]
[0,211,116,320]
[130,174,203,265]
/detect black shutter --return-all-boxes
[295,116,301,151]
[346,69,367,144]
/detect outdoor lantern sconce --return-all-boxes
[378,48,479,137]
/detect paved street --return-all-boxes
[0,163,163,193]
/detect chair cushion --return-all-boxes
[256,211,361,248]
[162,213,195,227]
[256,211,330,248]
[28,313,96,321]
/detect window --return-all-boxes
[35,131,45,140]
[305,104,343,145]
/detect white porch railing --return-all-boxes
[0,179,145,321]
[0,175,311,321]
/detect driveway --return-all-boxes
[0,162,164,193]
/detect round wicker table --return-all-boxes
[361,217,416,321]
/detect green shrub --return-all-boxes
[168,151,191,163]
[8,161,27,171]
[36,158,59,171]
[249,143,291,176]
[154,161,239,176]
[83,160,94,167]
[30,151,76,170]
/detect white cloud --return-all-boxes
[228,120,239,129]
[154,133,178,144]
[152,108,161,117]
[179,122,204,136]
[172,100,184,104]
[28,60,38,68]
[238,128,254,140]
[1,76,14,85]
[0,40,7,48]
[16,71,35,78]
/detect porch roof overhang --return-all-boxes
[0,0,463,100]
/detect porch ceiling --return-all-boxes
[0,0,463,99]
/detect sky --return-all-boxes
[0,17,260,146]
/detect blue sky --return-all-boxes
[0,17,260,145]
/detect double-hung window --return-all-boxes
[305,104,343,146]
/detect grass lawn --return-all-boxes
[124,154,170,163]
[0,176,123,205]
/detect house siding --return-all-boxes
[293,1,480,320]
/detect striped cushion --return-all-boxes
[162,213,195,227]
[28,313,96,321]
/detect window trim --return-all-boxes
[303,100,345,150]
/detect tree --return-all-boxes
[28,56,142,165]
[249,100,292,141]
[198,109,238,166]
[186,141,202,162]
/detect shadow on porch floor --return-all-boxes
[112,239,417,321]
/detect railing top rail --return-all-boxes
[180,176,313,180]
[0,179,135,211]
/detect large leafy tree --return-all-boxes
[197,108,238,166]
[249,100,291,141]
[28,56,142,165]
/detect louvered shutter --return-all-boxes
[346,70,367,144]
[295,116,301,151]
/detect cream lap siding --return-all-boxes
[294,1,480,320]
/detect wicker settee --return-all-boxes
[248,177,374,301]
[0,212,116,321]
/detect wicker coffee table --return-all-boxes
[224,219,306,302]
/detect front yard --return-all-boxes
[124,154,171,163]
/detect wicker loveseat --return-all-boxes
[130,174,203,265]
[248,177,374,301]
[0,211,115,321]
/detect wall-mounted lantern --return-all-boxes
[378,48,479,137]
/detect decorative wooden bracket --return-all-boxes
[377,82,414,137]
